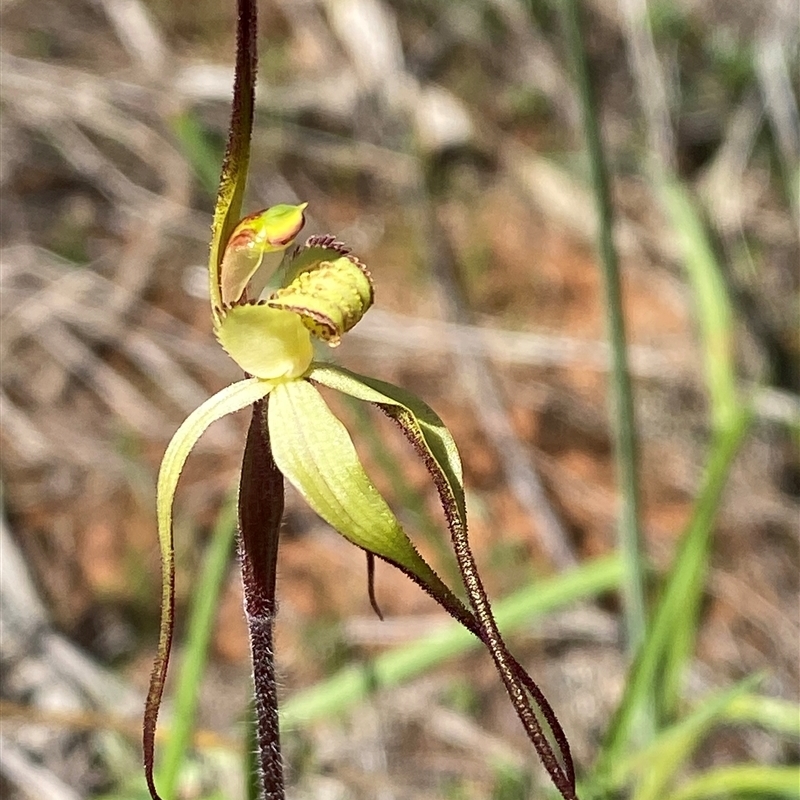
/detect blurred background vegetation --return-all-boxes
[0,0,798,798]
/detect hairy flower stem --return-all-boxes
[239,399,284,798]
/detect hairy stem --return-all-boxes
[239,399,284,798]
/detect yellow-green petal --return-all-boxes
[156,377,273,652]
[215,303,314,380]
[309,363,466,522]
[147,376,273,799]
[267,379,446,589]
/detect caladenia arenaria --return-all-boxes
[142,2,578,799]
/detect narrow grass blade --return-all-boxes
[657,408,754,718]
[666,765,800,800]
[723,693,800,738]
[627,676,760,800]
[560,0,647,665]
[595,407,752,775]
[582,675,763,799]
[659,178,738,433]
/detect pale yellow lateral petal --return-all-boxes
[268,379,449,593]
[148,376,273,800]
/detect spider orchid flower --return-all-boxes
[143,3,577,799]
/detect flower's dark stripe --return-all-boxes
[265,300,337,338]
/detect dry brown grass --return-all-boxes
[1,0,797,797]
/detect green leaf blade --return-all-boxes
[627,675,761,800]
[667,765,800,800]
[660,178,738,433]
[593,407,753,778]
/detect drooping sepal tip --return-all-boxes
[307,363,576,797]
